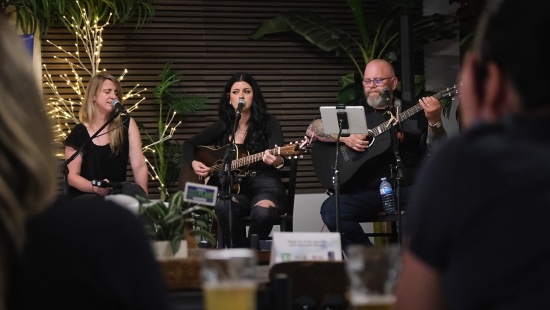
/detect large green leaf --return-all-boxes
[168,191,184,212]
[251,10,355,56]
[2,0,155,34]
[169,96,208,114]
[170,235,184,255]
[193,219,210,230]
[346,0,370,50]
[249,14,292,40]
[284,11,355,55]
[154,61,182,103]
[337,73,364,104]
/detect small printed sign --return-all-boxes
[270,232,343,267]
[183,182,218,206]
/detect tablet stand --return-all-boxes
[321,104,368,233]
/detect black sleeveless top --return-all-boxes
[64,123,130,198]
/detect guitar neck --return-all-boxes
[231,147,277,170]
[369,87,451,138]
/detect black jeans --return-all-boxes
[215,174,287,248]
[320,186,414,251]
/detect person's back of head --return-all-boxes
[0,15,57,310]
[476,0,550,110]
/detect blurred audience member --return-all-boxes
[0,15,170,310]
[396,1,550,309]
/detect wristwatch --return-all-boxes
[428,121,442,128]
[275,158,285,169]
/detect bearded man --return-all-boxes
[307,59,447,249]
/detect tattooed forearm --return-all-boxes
[306,119,338,142]
[426,125,447,151]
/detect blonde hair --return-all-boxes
[0,16,57,309]
[79,73,125,153]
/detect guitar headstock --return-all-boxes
[278,136,312,158]
[437,83,460,101]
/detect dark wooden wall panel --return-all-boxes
[44,0,423,199]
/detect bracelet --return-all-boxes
[91,181,95,193]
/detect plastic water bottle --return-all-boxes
[380,177,397,214]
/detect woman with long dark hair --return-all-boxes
[182,72,287,248]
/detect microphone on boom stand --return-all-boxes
[110,99,129,115]
[236,99,245,115]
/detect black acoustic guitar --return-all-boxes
[178,140,309,194]
[311,85,458,190]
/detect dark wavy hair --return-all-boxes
[217,73,270,153]
[475,0,550,110]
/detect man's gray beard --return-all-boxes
[366,92,387,108]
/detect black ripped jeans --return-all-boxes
[215,174,287,248]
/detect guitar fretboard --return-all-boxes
[231,147,277,170]
[367,86,455,138]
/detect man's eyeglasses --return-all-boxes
[362,77,394,86]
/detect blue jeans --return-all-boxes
[320,186,414,250]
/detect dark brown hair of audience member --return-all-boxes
[474,0,550,110]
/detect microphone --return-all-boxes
[392,93,402,132]
[382,87,391,103]
[394,98,402,110]
[236,99,245,114]
[110,99,129,115]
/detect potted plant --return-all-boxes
[248,0,456,105]
[137,191,216,258]
[141,60,208,201]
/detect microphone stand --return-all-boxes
[389,104,404,245]
[218,106,242,248]
[60,110,125,197]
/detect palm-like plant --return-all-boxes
[249,0,456,104]
[141,61,207,201]
[137,191,216,255]
[1,0,155,35]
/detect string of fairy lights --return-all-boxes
[44,1,182,190]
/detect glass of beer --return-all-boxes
[202,249,257,310]
[346,245,401,310]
